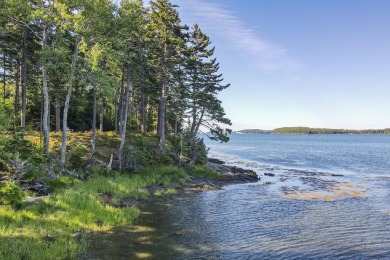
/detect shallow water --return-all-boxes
[89,134,390,259]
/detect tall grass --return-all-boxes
[0,166,190,259]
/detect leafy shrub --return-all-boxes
[0,158,11,173]
[68,145,88,169]
[0,181,23,207]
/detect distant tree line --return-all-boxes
[234,129,272,134]
[272,127,390,135]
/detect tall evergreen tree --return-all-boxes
[148,0,186,151]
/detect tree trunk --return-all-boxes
[118,64,131,171]
[114,88,118,132]
[174,114,178,139]
[14,57,20,133]
[91,81,97,154]
[55,94,60,131]
[99,98,103,132]
[194,108,205,138]
[159,48,167,152]
[2,53,5,101]
[42,26,50,155]
[140,47,146,135]
[118,68,125,134]
[190,108,205,162]
[60,40,80,172]
[40,91,43,144]
[20,27,27,137]
[190,103,197,138]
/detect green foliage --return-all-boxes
[0,181,23,207]
[153,188,177,197]
[235,129,272,134]
[68,145,88,169]
[46,176,79,192]
[187,165,220,179]
[272,127,390,135]
[0,102,13,132]
[141,166,191,186]
[89,166,112,177]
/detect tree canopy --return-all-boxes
[0,0,232,169]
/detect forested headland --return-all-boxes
[235,127,390,134]
[0,0,234,258]
[272,127,390,134]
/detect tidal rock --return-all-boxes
[208,158,225,164]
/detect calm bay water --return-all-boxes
[90,134,390,259]
[204,134,390,176]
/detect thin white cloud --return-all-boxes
[174,0,302,73]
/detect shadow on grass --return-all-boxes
[86,202,202,259]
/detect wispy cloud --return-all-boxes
[174,0,302,73]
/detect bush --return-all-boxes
[68,145,88,169]
[0,181,23,207]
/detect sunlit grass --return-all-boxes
[0,166,191,259]
[187,165,220,179]
[153,188,177,197]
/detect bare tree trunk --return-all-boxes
[55,94,60,131]
[91,81,97,154]
[140,47,146,135]
[40,91,43,144]
[20,27,27,137]
[118,69,124,134]
[159,48,167,152]
[114,88,118,132]
[194,108,205,137]
[190,103,197,138]
[60,41,80,172]
[118,65,131,171]
[190,108,205,163]
[2,53,5,101]
[42,27,50,155]
[14,57,20,134]
[99,98,103,132]
[174,114,178,139]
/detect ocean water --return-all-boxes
[90,134,390,259]
[203,134,390,177]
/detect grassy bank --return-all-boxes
[0,166,196,259]
[0,129,216,259]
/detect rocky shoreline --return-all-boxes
[117,158,260,207]
[23,159,260,207]
[182,158,260,191]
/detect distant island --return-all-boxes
[234,127,390,135]
[234,129,272,134]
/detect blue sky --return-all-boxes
[171,0,390,130]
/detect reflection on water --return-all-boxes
[88,167,390,259]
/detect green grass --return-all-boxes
[0,166,191,259]
[187,165,220,179]
[153,188,177,197]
